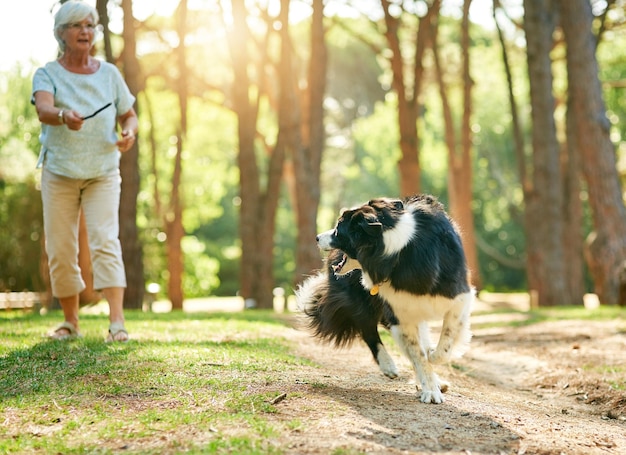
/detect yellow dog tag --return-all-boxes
[370,284,380,296]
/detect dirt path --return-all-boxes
[269,311,626,454]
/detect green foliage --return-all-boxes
[0,66,42,154]
[326,18,387,120]
[272,191,298,290]
[182,236,221,296]
[0,179,43,291]
[0,68,44,291]
[136,82,240,298]
[347,101,401,198]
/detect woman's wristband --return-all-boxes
[58,109,65,125]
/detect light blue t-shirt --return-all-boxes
[32,60,136,179]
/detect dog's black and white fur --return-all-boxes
[296,194,474,404]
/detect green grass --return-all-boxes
[520,305,626,325]
[582,364,626,391]
[472,305,626,329]
[0,310,310,454]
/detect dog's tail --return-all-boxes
[295,271,366,348]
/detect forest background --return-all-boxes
[0,0,625,311]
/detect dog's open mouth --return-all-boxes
[332,253,347,273]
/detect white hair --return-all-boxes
[53,1,99,52]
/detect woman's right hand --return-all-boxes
[62,110,84,131]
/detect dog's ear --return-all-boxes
[369,198,404,212]
[360,214,383,237]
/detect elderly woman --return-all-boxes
[32,0,138,342]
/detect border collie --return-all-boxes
[296,194,474,404]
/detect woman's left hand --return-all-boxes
[116,130,136,153]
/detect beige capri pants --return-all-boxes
[41,168,127,298]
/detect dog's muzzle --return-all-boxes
[316,229,335,250]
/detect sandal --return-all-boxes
[47,321,82,340]
[106,322,129,343]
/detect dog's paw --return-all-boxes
[377,348,399,379]
[381,365,399,379]
[416,375,449,403]
[419,388,444,404]
[427,348,452,365]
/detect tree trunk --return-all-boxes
[96,0,113,63]
[559,0,626,305]
[432,0,481,289]
[228,0,264,308]
[523,0,567,306]
[167,0,189,310]
[293,0,327,285]
[562,99,585,305]
[118,0,145,309]
[380,0,439,197]
[248,0,295,309]
[493,0,535,292]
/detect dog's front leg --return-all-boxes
[391,325,444,404]
[428,291,474,365]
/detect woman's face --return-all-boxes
[61,17,97,52]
